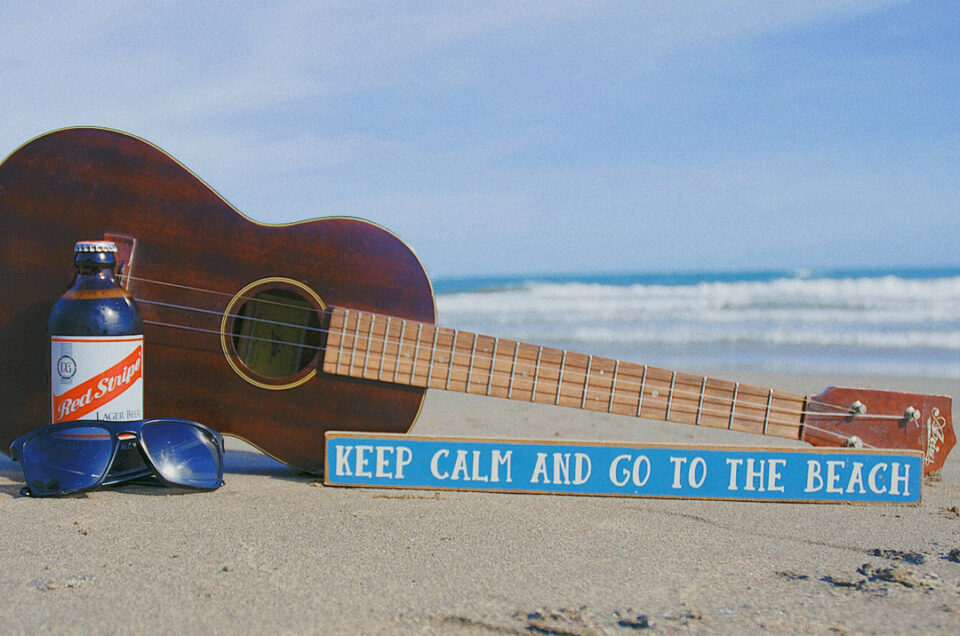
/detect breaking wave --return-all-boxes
[435,271,960,376]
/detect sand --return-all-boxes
[0,370,957,634]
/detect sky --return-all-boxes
[1,1,958,278]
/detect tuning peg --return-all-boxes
[850,401,867,415]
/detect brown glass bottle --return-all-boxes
[49,241,144,424]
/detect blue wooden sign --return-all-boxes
[324,433,922,504]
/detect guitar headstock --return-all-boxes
[804,387,955,474]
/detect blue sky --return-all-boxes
[2,1,958,278]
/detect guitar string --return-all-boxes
[131,285,881,420]
[140,310,910,440]
[138,298,326,333]
[124,274,293,303]
[145,314,866,444]
[153,310,877,445]
[123,277,921,424]
[138,291,916,422]
[117,272,922,415]
[132,277,920,425]
[118,274,891,414]
[141,305,818,423]
[124,274,331,316]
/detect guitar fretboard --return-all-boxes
[322,307,806,440]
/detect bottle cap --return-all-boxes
[74,240,118,253]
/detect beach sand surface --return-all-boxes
[0,371,957,634]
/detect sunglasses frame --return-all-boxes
[9,418,225,497]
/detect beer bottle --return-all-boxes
[49,241,144,424]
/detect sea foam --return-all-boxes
[435,272,960,376]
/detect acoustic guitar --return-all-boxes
[0,128,954,475]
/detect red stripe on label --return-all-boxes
[52,346,143,423]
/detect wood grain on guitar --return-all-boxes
[0,127,954,474]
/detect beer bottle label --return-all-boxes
[51,335,144,423]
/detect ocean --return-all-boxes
[432,267,960,378]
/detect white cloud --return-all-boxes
[1,0,900,138]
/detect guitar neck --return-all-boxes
[321,307,807,440]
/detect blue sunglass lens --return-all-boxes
[140,420,221,488]
[21,426,114,496]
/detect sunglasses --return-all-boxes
[9,418,225,497]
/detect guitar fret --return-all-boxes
[637,366,648,416]
[410,322,423,386]
[335,309,349,375]
[763,388,774,435]
[427,326,440,388]
[728,382,740,429]
[581,355,593,409]
[555,351,567,405]
[530,346,543,402]
[485,338,498,396]
[393,320,406,383]
[696,376,706,426]
[607,361,619,413]
[378,317,392,380]
[465,333,478,392]
[362,313,378,379]
[348,311,363,376]
[445,330,458,391]
[507,342,519,399]
[665,370,677,420]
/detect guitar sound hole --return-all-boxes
[231,289,322,379]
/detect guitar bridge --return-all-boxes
[103,233,137,293]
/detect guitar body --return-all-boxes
[0,127,435,473]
